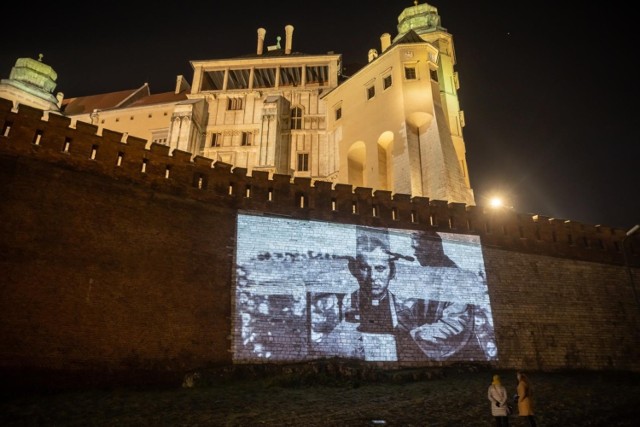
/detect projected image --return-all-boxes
[233,213,497,363]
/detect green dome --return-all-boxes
[9,54,58,94]
[397,2,445,36]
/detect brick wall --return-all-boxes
[1,99,639,383]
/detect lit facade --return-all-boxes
[1,2,475,205]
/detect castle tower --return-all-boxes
[395,2,472,191]
[323,2,475,205]
[0,54,63,112]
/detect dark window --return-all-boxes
[211,133,221,147]
[335,107,342,121]
[367,85,375,99]
[383,75,392,89]
[297,153,309,171]
[241,132,252,146]
[227,98,243,110]
[404,66,417,80]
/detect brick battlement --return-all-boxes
[1,98,637,267]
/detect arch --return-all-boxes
[347,141,366,188]
[377,131,394,191]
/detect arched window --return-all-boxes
[348,141,366,188]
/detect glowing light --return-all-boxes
[489,197,504,209]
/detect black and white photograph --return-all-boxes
[233,213,496,363]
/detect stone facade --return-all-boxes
[1,100,639,385]
[5,2,475,206]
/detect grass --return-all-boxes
[1,364,639,426]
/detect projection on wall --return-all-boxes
[233,212,497,363]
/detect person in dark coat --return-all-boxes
[323,226,484,361]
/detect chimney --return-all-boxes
[380,33,391,52]
[285,25,294,54]
[257,28,266,55]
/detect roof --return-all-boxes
[126,90,188,108]
[58,82,189,115]
[392,29,428,46]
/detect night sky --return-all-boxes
[3,1,638,230]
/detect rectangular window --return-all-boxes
[33,130,43,145]
[297,153,309,171]
[335,107,342,121]
[211,133,221,147]
[2,121,13,137]
[404,66,417,80]
[227,98,243,110]
[383,75,392,89]
[367,85,375,100]
[430,69,438,81]
[241,132,252,146]
[291,107,302,130]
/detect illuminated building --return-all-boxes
[0,2,474,205]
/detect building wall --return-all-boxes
[1,100,639,383]
[324,42,473,205]
[70,103,176,149]
[190,54,340,180]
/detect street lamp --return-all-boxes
[487,195,514,211]
[622,224,640,312]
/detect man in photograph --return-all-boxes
[322,226,486,362]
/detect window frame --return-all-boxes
[404,65,417,80]
[241,132,252,146]
[297,152,309,172]
[383,74,393,90]
[227,97,244,111]
[291,107,303,130]
[366,84,376,100]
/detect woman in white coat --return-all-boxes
[488,374,510,426]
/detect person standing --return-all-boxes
[516,371,537,427]
[488,374,510,427]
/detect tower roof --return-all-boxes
[1,54,59,103]
[0,54,62,111]
[395,1,446,41]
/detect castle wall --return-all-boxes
[1,99,639,383]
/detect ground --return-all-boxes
[1,364,639,426]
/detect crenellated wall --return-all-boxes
[1,98,639,383]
